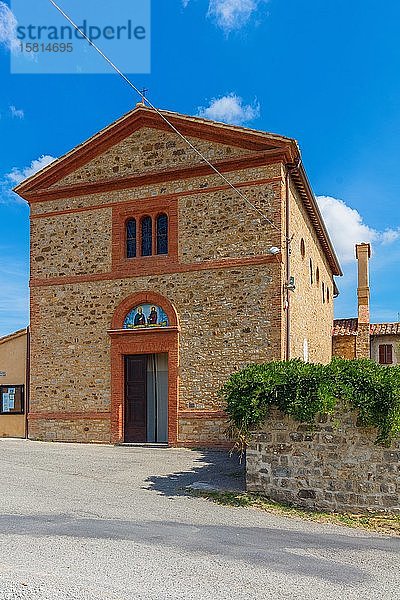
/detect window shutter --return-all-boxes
[387,344,393,364]
[379,345,385,364]
[379,344,393,365]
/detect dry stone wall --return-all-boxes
[247,409,400,513]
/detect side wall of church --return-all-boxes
[286,181,335,364]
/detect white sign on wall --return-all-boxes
[2,393,10,412]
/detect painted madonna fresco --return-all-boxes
[123,304,169,329]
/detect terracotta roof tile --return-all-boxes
[370,322,400,336]
[333,318,358,336]
[333,319,400,337]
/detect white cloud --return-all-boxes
[208,0,262,31]
[0,1,19,52]
[380,228,400,245]
[1,155,57,204]
[9,105,24,119]
[5,155,56,186]
[184,0,267,31]
[316,195,400,264]
[198,93,260,125]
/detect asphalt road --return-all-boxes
[0,439,398,599]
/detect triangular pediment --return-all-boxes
[49,126,256,190]
[14,105,296,197]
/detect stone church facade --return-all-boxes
[15,105,341,446]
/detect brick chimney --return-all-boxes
[355,243,371,358]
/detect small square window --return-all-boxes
[378,344,393,365]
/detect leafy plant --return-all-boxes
[219,357,400,451]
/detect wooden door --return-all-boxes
[124,355,147,442]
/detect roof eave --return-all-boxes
[288,161,342,277]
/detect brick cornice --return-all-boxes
[23,151,287,204]
[30,254,278,288]
[30,176,282,220]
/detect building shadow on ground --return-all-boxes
[145,448,245,496]
[0,512,396,585]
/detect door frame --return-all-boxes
[109,292,179,446]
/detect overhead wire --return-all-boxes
[48,0,285,236]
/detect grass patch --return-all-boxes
[190,490,400,536]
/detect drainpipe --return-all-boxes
[285,167,291,361]
[284,159,301,361]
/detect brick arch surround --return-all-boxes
[111,291,179,330]
[109,291,180,445]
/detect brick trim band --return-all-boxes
[30,254,278,288]
[25,153,287,203]
[30,177,282,220]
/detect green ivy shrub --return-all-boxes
[219,358,400,450]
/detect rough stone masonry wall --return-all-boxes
[247,410,399,513]
[332,335,356,360]
[28,123,334,445]
[287,182,334,364]
[28,120,286,445]
[29,263,280,443]
[51,128,253,188]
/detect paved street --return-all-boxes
[0,439,398,599]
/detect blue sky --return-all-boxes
[1,0,400,336]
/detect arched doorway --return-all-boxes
[109,292,179,445]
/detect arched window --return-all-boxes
[316,267,320,284]
[300,238,305,259]
[141,216,152,256]
[126,219,136,258]
[123,303,170,329]
[156,213,168,255]
[309,258,313,285]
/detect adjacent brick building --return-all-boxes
[333,242,400,364]
[0,328,28,438]
[15,105,341,446]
